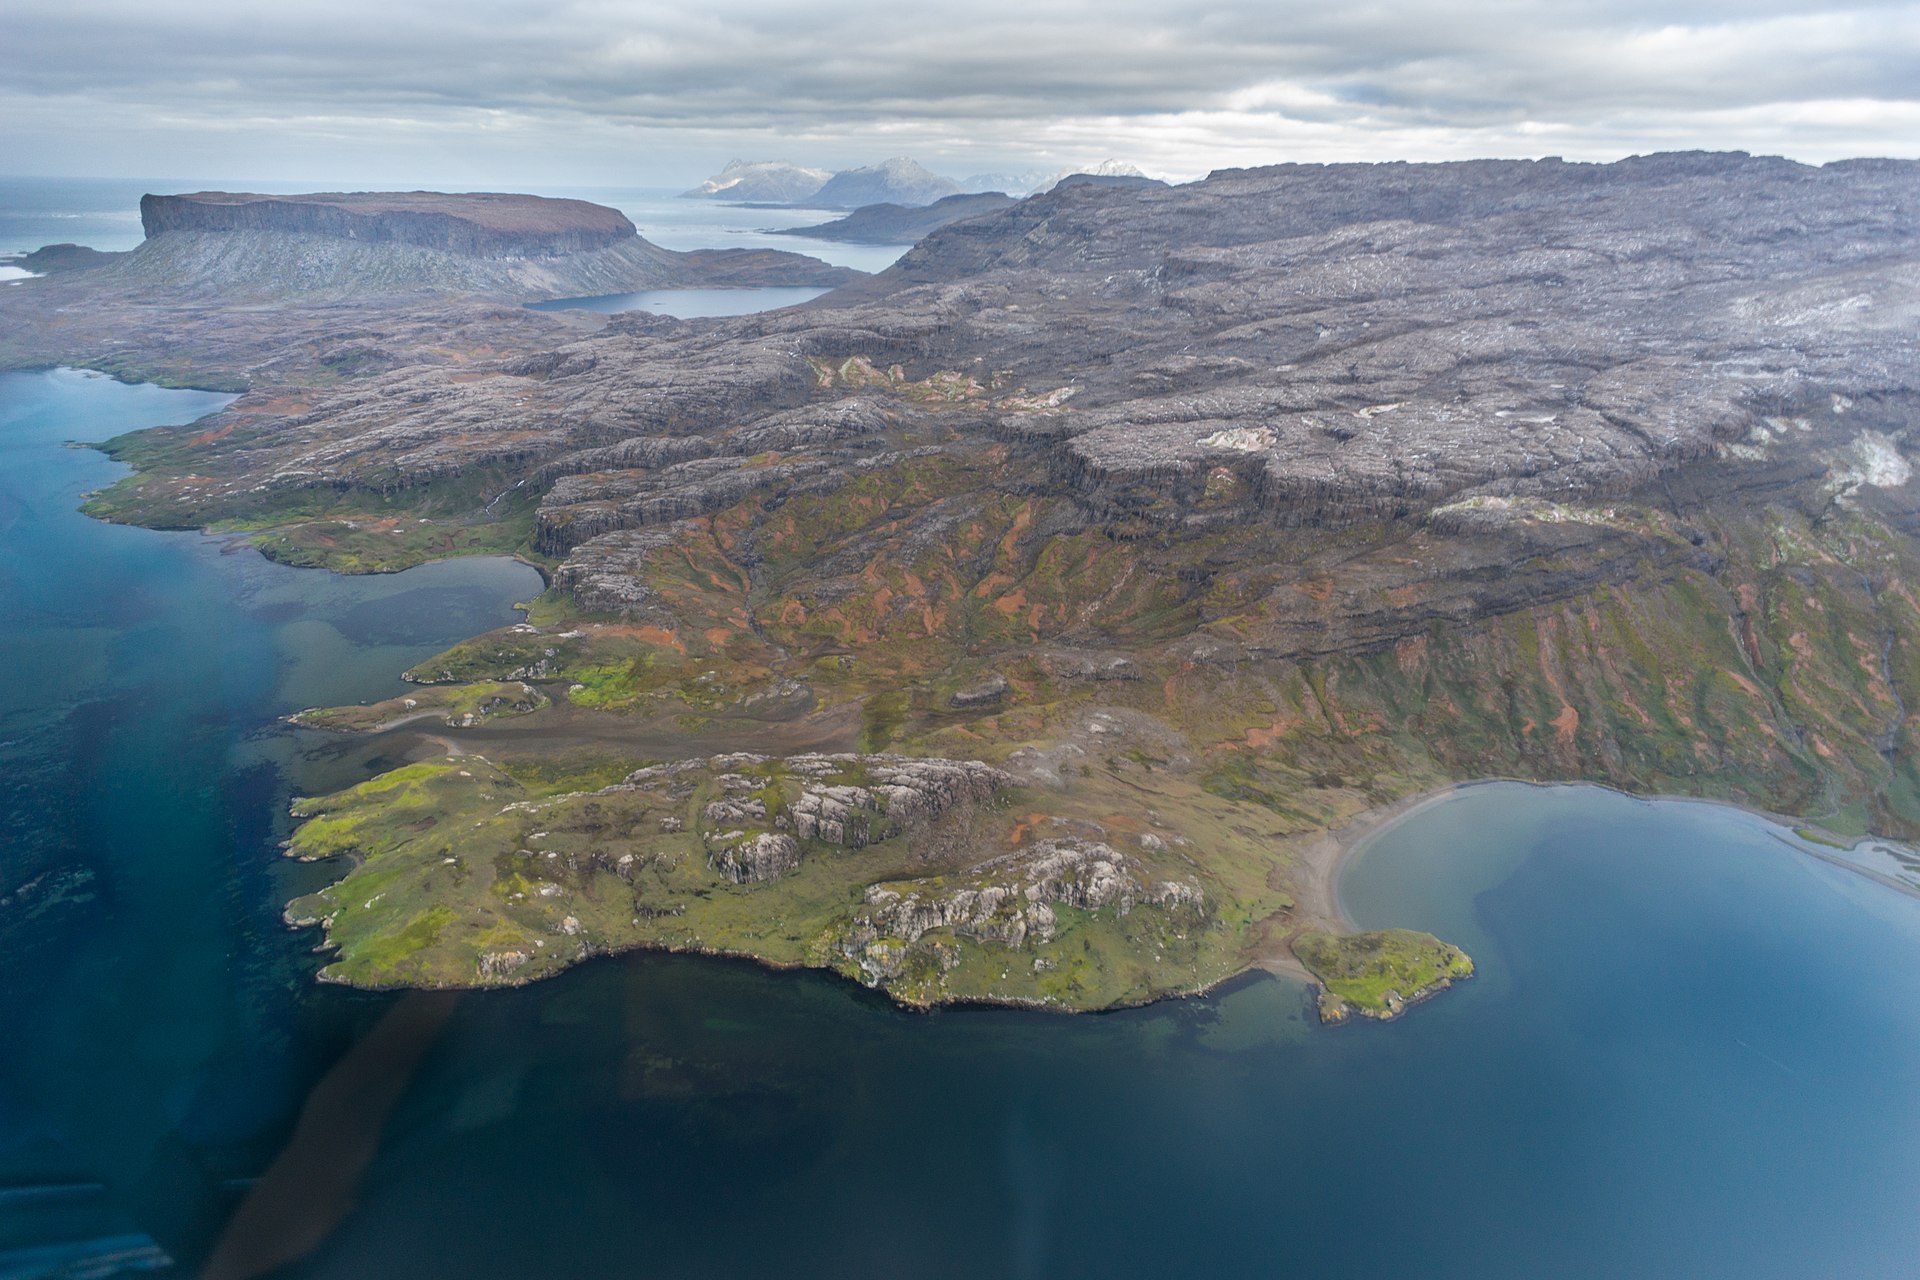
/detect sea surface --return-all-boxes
[5,372,1920,1277]
[526,286,833,318]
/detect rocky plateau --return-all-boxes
[16,151,1920,1011]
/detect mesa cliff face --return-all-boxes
[140,191,640,256]
[35,153,1920,1008]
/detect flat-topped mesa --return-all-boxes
[80,189,860,301]
[140,191,638,258]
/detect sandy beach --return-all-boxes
[1240,782,1473,984]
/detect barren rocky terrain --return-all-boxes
[0,189,860,387]
[14,152,1920,1010]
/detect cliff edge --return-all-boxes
[140,190,640,257]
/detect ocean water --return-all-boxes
[0,178,336,257]
[0,369,545,1275]
[5,372,1920,1277]
[525,286,834,317]
[0,178,161,255]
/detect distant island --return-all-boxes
[8,153,1920,1018]
[772,192,1020,244]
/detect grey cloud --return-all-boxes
[2,0,1916,182]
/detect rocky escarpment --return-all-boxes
[141,191,641,257]
[60,157,1920,730]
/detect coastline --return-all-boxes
[1246,782,1473,986]
[1247,775,1920,994]
[278,766,1920,1014]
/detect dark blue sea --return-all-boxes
[4,368,1920,1277]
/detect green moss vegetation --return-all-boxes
[1293,929,1474,1022]
[233,513,537,575]
[291,681,546,732]
[277,738,1309,1007]
[84,431,545,574]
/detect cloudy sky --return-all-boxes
[4,0,1917,185]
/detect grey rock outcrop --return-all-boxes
[709,832,801,884]
[552,526,688,618]
[785,754,1008,848]
[948,674,1010,708]
[628,752,1011,886]
[131,152,1920,535]
[834,838,1205,983]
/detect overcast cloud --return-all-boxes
[3,0,1916,185]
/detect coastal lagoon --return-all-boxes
[5,370,1920,1277]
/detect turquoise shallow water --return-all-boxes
[4,370,1920,1278]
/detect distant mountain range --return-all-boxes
[684,157,1158,208]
